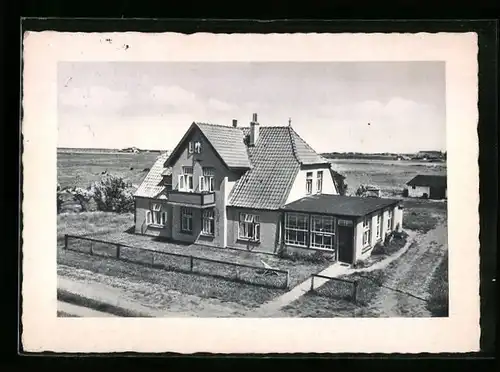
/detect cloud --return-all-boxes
[207,98,236,112]
[59,86,129,110]
[149,85,197,106]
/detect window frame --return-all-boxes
[181,207,193,234]
[306,172,313,195]
[238,213,261,242]
[200,167,215,192]
[362,216,372,247]
[387,209,393,232]
[316,171,323,194]
[284,213,310,247]
[201,208,215,236]
[310,214,335,250]
[188,141,194,154]
[147,203,167,227]
[375,213,382,240]
[179,166,194,192]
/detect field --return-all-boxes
[57,151,161,189]
[330,159,446,196]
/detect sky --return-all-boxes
[57,61,446,153]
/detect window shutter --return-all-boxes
[199,176,204,192]
[178,175,184,190]
[146,211,151,224]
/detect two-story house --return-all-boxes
[133,113,403,265]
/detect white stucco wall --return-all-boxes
[285,165,338,204]
[408,185,430,198]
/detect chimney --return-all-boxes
[249,113,259,146]
[232,119,237,128]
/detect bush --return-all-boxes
[91,174,135,213]
[372,242,386,255]
[331,170,348,196]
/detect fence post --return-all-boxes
[286,270,290,289]
[352,281,358,303]
[116,244,121,259]
[190,256,194,272]
[310,275,314,292]
[64,234,68,250]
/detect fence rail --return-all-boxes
[309,273,429,305]
[63,234,289,289]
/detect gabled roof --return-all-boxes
[134,152,171,198]
[282,194,401,217]
[407,175,447,188]
[229,126,309,210]
[164,122,251,170]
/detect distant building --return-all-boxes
[406,175,447,199]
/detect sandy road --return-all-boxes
[361,221,448,317]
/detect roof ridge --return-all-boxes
[288,126,301,164]
[194,122,242,130]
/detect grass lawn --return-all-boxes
[403,199,447,233]
[426,251,449,316]
[280,269,387,317]
[58,211,331,313]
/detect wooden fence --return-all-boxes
[63,234,289,289]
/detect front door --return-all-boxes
[337,223,354,264]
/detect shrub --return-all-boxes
[91,174,135,213]
[372,242,386,255]
[331,170,348,196]
[354,259,367,268]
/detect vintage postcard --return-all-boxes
[21,31,480,353]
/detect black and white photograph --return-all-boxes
[21,31,480,353]
[56,61,448,319]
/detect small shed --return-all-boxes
[406,175,447,199]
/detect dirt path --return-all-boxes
[360,221,448,317]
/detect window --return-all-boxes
[362,217,371,246]
[238,213,260,241]
[181,207,193,233]
[316,171,323,193]
[178,166,194,192]
[164,175,173,191]
[311,215,335,250]
[284,213,310,247]
[387,210,393,232]
[412,185,416,189]
[200,167,215,192]
[146,203,167,227]
[202,209,215,236]
[306,172,313,194]
[375,214,382,239]
[194,141,202,153]
[188,142,194,154]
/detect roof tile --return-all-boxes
[134,152,170,198]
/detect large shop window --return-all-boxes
[238,213,260,241]
[284,213,310,247]
[311,215,335,250]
